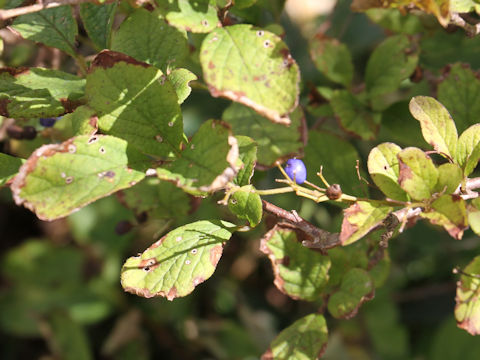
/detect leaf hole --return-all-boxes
[191,249,198,255]
[88,136,98,144]
[99,146,106,154]
[65,176,74,184]
[68,144,76,153]
[201,19,209,27]
[143,266,151,272]
[264,40,271,48]
[155,135,163,142]
[168,121,174,127]
[257,30,264,37]
[176,236,182,242]
[185,259,191,265]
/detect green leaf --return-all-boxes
[435,163,463,194]
[366,8,423,35]
[167,68,197,104]
[156,120,239,195]
[260,226,330,301]
[327,268,375,319]
[63,105,98,136]
[468,198,480,236]
[0,68,85,118]
[156,0,219,33]
[369,252,391,288]
[340,201,393,245]
[330,90,380,140]
[397,147,438,201]
[0,153,24,187]
[378,101,425,147]
[365,35,418,100]
[303,131,363,196]
[222,103,305,167]
[12,6,78,56]
[201,24,300,125]
[420,195,468,240]
[86,51,183,158]
[409,96,458,159]
[326,242,369,290]
[450,0,480,13]
[120,177,190,221]
[368,142,408,201]
[455,255,480,335]
[11,135,148,221]
[79,2,116,50]
[457,124,480,176]
[121,220,236,299]
[47,312,92,360]
[111,9,189,72]
[228,185,262,227]
[309,35,354,87]
[234,136,257,186]
[438,63,480,134]
[263,313,328,360]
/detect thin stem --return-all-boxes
[255,187,295,196]
[73,53,88,76]
[0,0,91,21]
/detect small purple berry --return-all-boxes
[284,158,307,184]
[39,117,57,127]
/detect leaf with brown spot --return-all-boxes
[10,135,148,221]
[260,225,330,301]
[455,255,480,335]
[86,50,183,157]
[201,24,300,125]
[121,220,236,300]
[156,120,239,196]
[397,147,438,201]
[340,201,394,245]
[420,194,468,240]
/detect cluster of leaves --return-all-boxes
[3,0,480,358]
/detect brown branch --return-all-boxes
[262,200,341,250]
[0,0,92,21]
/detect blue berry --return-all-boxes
[284,158,307,184]
[39,117,57,127]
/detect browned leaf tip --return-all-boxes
[208,85,292,125]
[0,66,29,77]
[339,202,362,243]
[260,225,301,300]
[90,50,150,71]
[261,348,273,360]
[210,244,224,267]
[11,138,76,216]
